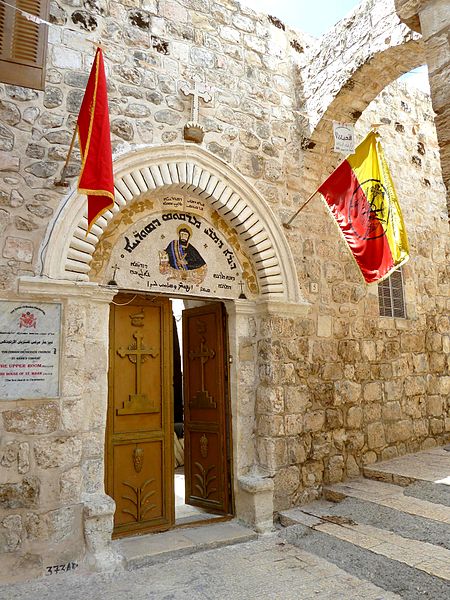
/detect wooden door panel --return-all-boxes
[187,430,223,507]
[113,440,163,528]
[106,296,173,537]
[183,302,231,514]
[112,304,163,434]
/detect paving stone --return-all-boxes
[1,535,403,600]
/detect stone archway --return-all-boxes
[299,0,425,191]
[41,144,301,304]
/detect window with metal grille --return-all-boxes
[378,268,406,318]
[0,0,50,90]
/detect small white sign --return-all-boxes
[0,302,61,400]
[333,122,356,154]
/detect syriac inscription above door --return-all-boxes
[92,193,258,299]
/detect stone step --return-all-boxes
[279,499,450,599]
[114,520,258,570]
[324,476,450,524]
[363,446,450,487]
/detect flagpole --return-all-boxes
[54,126,78,187]
[283,189,319,229]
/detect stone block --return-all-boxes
[364,403,382,423]
[52,47,82,69]
[385,419,413,443]
[404,376,427,396]
[367,422,386,449]
[287,437,307,464]
[346,455,360,478]
[363,381,382,402]
[2,403,59,434]
[426,395,444,416]
[284,414,303,436]
[311,433,332,460]
[0,515,22,552]
[303,410,325,432]
[274,465,300,496]
[302,460,323,487]
[257,437,287,472]
[382,401,402,421]
[426,331,443,351]
[325,408,343,428]
[413,418,429,437]
[237,472,274,533]
[0,477,39,509]
[322,362,344,380]
[335,380,361,405]
[0,152,19,172]
[2,236,33,262]
[430,418,444,435]
[429,352,447,373]
[256,386,284,416]
[401,333,425,352]
[325,454,344,484]
[257,415,284,437]
[347,406,363,429]
[284,385,310,413]
[420,1,450,41]
[34,436,82,469]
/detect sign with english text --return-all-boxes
[0,302,61,399]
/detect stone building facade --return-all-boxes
[0,0,448,584]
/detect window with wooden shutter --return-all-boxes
[0,0,50,90]
[378,267,406,318]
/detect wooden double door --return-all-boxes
[106,296,232,537]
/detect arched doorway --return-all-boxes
[38,144,301,541]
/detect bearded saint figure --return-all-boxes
[159,224,207,284]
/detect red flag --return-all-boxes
[318,132,409,284]
[77,48,114,233]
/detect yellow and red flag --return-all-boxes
[77,48,114,233]
[318,132,409,284]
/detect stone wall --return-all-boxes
[255,82,449,511]
[0,281,117,582]
[0,0,448,582]
[395,0,450,215]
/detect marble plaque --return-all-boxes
[0,301,61,400]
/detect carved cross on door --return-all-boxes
[116,331,160,415]
[189,337,216,409]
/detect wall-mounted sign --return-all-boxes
[109,211,244,299]
[0,301,61,400]
[333,122,356,154]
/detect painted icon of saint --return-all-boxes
[159,225,207,284]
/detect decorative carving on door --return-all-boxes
[133,447,144,473]
[200,434,208,458]
[121,478,156,522]
[129,310,145,327]
[193,462,217,499]
[188,321,216,409]
[116,331,159,415]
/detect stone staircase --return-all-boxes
[279,447,450,599]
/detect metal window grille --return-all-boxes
[378,268,406,318]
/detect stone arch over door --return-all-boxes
[41,144,300,303]
[300,0,425,190]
